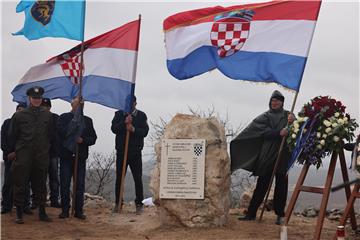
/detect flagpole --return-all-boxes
[71,0,86,217]
[258,3,321,222]
[117,14,142,213]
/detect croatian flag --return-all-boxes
[12,20,140,111]
[164,1,321,91]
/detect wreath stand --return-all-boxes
[285,148,357,240]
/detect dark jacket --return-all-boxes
[111,109,149,153]
[230,91,291,176]
[8,106,54,153]
[1,118,12,161]
[49,112,60,158]
[57,112,97,160]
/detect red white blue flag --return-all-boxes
[164,0,321,91]
[12,20,140,111]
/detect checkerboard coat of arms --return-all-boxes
[59,50,84,85]
[210,9,255,57]
[193,143,203,157]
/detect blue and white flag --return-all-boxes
[13,0,85,41]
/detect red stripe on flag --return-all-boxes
[163,0,321,31]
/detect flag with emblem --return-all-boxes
[11,19,140,111]
[13,0,85,41]
[164,1,322,91]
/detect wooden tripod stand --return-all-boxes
[285,148,357,240]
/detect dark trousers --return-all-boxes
[48,157,60,203]
[115,151,143,205]
[60,157,86,214]
[11,148,48,208]
[247,172,288,218]
[1,160,31,211]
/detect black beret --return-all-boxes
[26,86,44,98]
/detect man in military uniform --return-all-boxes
[111,96,149,214]
[1,103,33,215]
[8,86,54,224]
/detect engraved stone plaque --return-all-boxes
[160,139,205,199]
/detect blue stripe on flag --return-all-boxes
[11,75,134,111]
[167,46,307,91]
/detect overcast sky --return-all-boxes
[1,0,359,160]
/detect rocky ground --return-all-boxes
[1,196,359,240]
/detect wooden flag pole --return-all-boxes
[71,24,86,216]
[117,14,142,213]
[71,1,86,217]
[258,2,321,221]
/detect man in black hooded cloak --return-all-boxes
[230,90,294,225]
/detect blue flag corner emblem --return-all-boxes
[31,0,55,25]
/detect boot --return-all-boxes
[58,209,69,219]
[38,206,52,222]
[112,203,119,213]
[15,206,24,224]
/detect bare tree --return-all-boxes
[86,151,116,199]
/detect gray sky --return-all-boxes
[1,1,359,159]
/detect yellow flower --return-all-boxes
[337,119,344,125]
[325,127,332,134]
[322,134,327,139]
[320,140,325,145]
[334,112,340,117]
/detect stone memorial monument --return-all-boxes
[150,114,230,227]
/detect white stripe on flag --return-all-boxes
[19,48,137,84]
[165,20,316,60]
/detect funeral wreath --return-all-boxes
[287,96,358,169]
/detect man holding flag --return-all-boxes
[57,97,97,219]
[231,90,294,224]
[111,96,149,214]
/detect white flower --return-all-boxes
[322,134,327,139]
[325,127,332,134]
[332,122,338,128]
[334,112,340,117]
[293,122,300,129]
[316,144,323,149]
[333,136,340,142]
[291,134,297,139]
[304,117,309,121]
[294,128,299,133]
[320,140,326,145]
[323,120,332,127]
[298,117,304,123]
[337,119,345,125]
[316,132,321,138]
[344,117,349,123]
